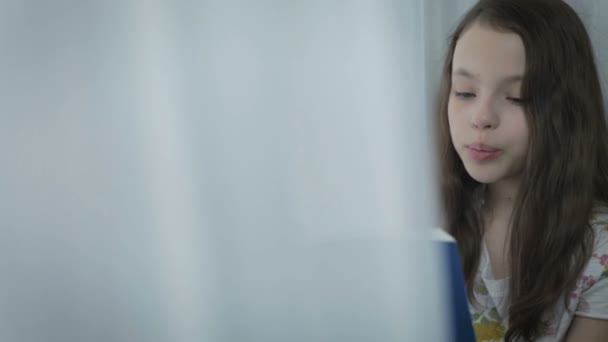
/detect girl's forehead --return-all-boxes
[452,23,525,82]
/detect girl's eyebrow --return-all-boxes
[453,67,480,80]
[453,67,524,84]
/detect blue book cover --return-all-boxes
[433,229,476,342]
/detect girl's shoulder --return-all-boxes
[590,207,608,242]
[567,208,608,320]
[589,207,608,254]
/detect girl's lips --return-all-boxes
[466,145,502,161]
[467,143,500,152]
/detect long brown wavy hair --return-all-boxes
[435,0,608,340]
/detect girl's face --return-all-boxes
[448,22,529,185]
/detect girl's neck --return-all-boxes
[484,178,520,227]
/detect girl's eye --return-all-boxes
[454,91,476,99]
[506,97,525,105]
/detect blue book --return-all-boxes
[434,229,476,342]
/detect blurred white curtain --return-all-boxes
[0,1,480,341]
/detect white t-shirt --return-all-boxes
[469,211,608,341]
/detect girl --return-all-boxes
[435,0,608,341]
